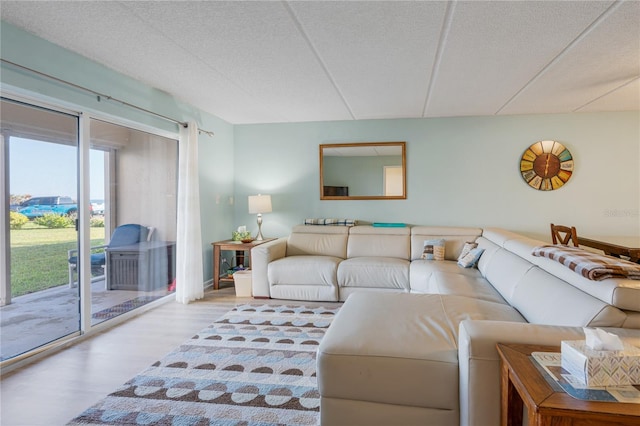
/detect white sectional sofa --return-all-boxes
[252,224,485,301]
[251,225,640,426]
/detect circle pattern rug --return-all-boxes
[68,303,339,425]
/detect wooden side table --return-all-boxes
[211,238,276,290]
[496,343,639,426]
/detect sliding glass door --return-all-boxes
[1,99,178,363]
[88,119,178,325]
[1,98,80,361]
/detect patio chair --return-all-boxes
[550,223,579,247]
[67,224,154,288]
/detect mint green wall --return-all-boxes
[235,113,639,241]
[1,21,235,280]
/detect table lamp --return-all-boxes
[248,194,272,241]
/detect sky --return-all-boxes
[10,137,105,200]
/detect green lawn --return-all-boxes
[10,225,105,297]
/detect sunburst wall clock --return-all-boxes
[520,140,574,191]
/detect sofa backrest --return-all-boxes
[347,225,410,259]
[410,226,483,261]
[286,225,349,258]
[482,228,640,313]
[528,245,640,313]
[478,228,632,328]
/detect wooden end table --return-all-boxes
[211,238,276,290]
[497,343,639,426]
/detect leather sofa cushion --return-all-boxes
[338,257,410,290]
[268,255,341,286]
[270,283,339,302]
[410,260,507,305]
[481,246,535,302]
[317,292,526,411]
[410,259,484,282]
[510,265,627,327]
[621,312,640,328]
[347,225,410,259]
[286,225,348,258]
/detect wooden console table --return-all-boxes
[497,343,639,426]
[211,238,276,290]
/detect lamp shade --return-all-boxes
[248,194,272,214]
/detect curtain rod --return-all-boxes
[1,58,214,137]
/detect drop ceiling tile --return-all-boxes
[290,1,447,120]
[121,1,353,122]
[500,1,640,115]
[425,0,614,117]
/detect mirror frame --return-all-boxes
[319,141,406,200]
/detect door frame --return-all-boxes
[1,95,81,308]
[1,88,179,367]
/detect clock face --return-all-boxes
[520,140,573,191]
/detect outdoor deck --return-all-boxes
[0,278,171,361]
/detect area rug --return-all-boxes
[69,303,339,425]
[92,296,165,321]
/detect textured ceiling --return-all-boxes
[1,1,639,124]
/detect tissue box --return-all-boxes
[561,340,640,387]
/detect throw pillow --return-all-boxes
[458,242,478,262]
[422,238,445,261]
[457,247,485,268]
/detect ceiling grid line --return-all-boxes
[573,75,640,112]
[282,1,356,120]
[421,0,456,117]
[115,1,290,124]
[494,0,625,115]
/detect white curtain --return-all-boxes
[176,121,204,304]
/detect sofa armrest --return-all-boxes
[457,320,585,426]
[251,238,287,298]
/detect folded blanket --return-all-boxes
[304,218,357,226]
[532,245,640,281]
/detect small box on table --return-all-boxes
[561,340,640,387]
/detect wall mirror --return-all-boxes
[320,141,406,200]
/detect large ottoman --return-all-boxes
[316,291,525,425]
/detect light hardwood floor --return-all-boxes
[0,287,340,426]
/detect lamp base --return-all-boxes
[255,214,265,241]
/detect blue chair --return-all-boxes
[68,224,153,287]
